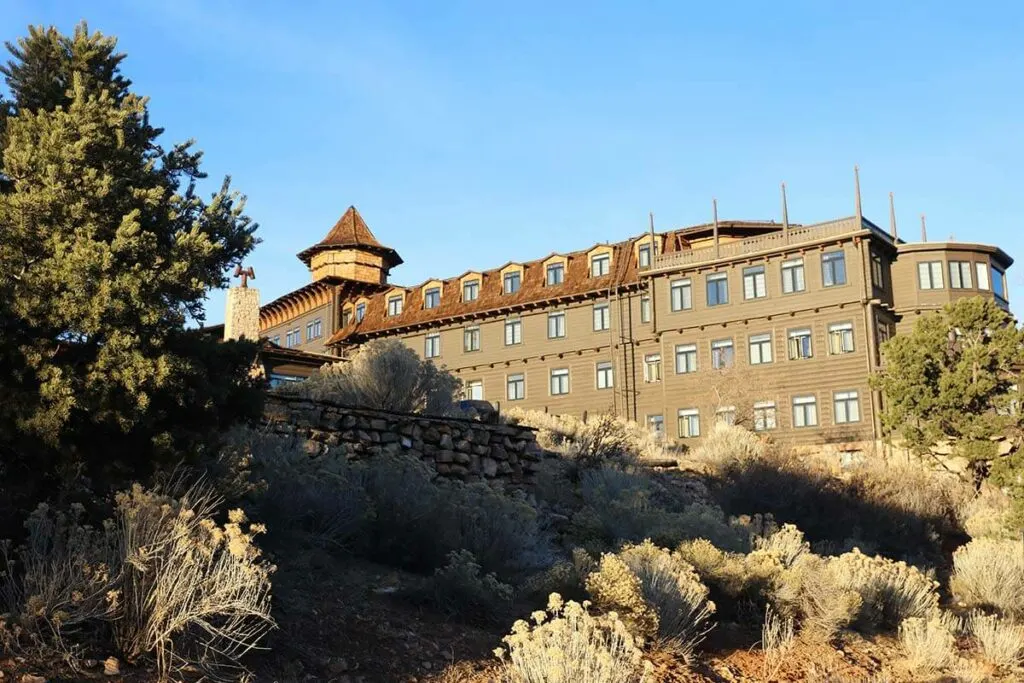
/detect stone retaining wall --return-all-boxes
[262,395,544,482]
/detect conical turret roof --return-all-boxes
[297,206,403,267]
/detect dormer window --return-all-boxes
[424,287,441,309]
[637,243,658,269]
[341,307,352,327]
[463,279,480,302]
[591,253,611,277]
[503,271,521,294]
[387,295,404,316]
[355,303,366,322]
[546,263,564,286]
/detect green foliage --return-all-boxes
[872,297,1024,455]
[422,549,514,623]
[0,23,261,525]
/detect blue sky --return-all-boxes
[4,1,1022,322]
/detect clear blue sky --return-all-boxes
[4,1,1022,323]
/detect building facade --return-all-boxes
[261,205,1012,450]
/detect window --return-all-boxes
[648,414,665,440]
[675,344,697,374]
[711,339,734,369]
[743,265,767,299]
[465,380,483,401]
[706,272,729,306]
[918,262,944,289]
[546,263,564,286]
[638,243,658,269]
[643,354,662,383]
[640,295,651,323]
[949,261,973,289]
[547,311,566,339]
[306,318,322,340]
[507,374,525,400]
[285,329,300,347]
[781,258,806,293]
[993,266,1007,300]
[753,401,777,432]
[596,361,614,389]
[749,333,772,365]
[424,287,441,309]
[550,368,570,396]
[341,307,352,327]
[424,333,440,358]
[387,295,404,316]
[834,390,860,424]
[828,322,855,354]
[670,279,692,311]
[462,280,479,302]
[678,408,700,438]
[591,253,611,277]
[503,271,521,295]
[871,252,884,289]
[716,407,737,426]
[876,321,892,358]
[593,303,610,331]
[271,335,280,345]
[788,328,813,360]
[355,303,366,322]
[792,395,818,427]
[464,326,480,352]
[504,318,522,345]
[822,251,847,287]
[976,262,991,291]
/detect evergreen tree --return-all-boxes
[872,296,1024,458]
[0,23,261,521]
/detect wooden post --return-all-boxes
[854,165,863,224]
[889,192,898,240]
[712,198,720,259]
[921,214,928,242]
[781,182,789,240]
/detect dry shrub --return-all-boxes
[615,541,715,657]
[898,613,958,674]
[773,553,862,643]
[951,538,1024,618]
[521,548,596,604]
[828,548,939,631]
[948,657,993,683]
[961,485,1016,541]
[676,539,782,617]
[281,338,462,415]
[968,612,1024,670]
[425,550,513,623]
[584,553,660,643]
[506,408,667,464]
[761,604,795,681]
[753,523,809,568]
[496,593,652,683]
[1,484,274,680]
[690,421,766,469]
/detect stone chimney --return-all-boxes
[225,266,261,341]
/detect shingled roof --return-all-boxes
[296,206,403,267]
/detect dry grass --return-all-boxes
[774,554,862,644]
[760,604,795,681]
[952,538,1024,618]
[830,548,940,630]
[753,523,809,569]
[968,612,1024,670]
[496,593,652,683]
[506,408,668,464]
[689,421,767,469]
[898,613,958,675]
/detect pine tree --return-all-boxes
[0,23,261,519]
[872,296,1024,458]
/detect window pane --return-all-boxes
[822,252,846,287]
[976,262,990,290]
[993,267,1006,300]
[743,266,766,299]
[707,273,728,306]
[670,280,692,311]
[640,295,651,323]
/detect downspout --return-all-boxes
[859,236,883,445]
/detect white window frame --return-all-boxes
[828,322,855,355]
[464,326,480,352]
[506,373,525,400]
[976,262,991,291]
[711,338,735,369]
[788,328,813,360]
[792,395,818,428]
[833,390,861,424]
[918,261,944,289]
[424,333,441,359]
[547,311,566,339]
[675,343,697,374]
[647,414,665,439]
[590,253,611,277]
[593,303,610,331]
[504,318,522,346]
[464,379,484,401]
[643,353,662,383]
[596,361,614,389]
[678,408,700,438]
[781,258,806,294]
[550,368,570,396]
[748,333,772,365]
[753,401,777,432]
[670,279,693,311]
[743,265,767,300]
[716,406,737,426]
